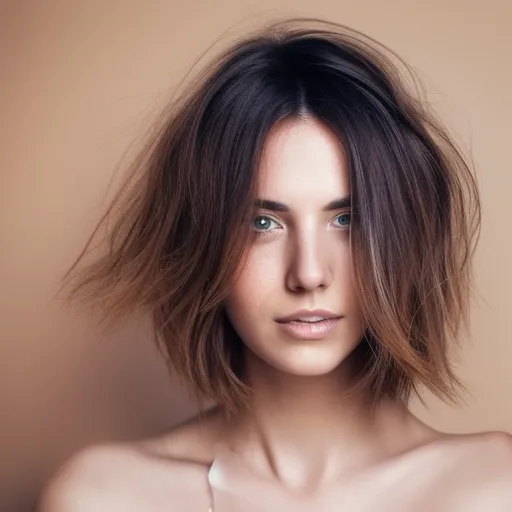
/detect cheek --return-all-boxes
[224,255,280,330]
[340,250,361,310]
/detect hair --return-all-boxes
[57,17,481,414]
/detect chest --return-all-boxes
[114,452,478,512]
[208,464,470,512]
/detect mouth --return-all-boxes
[284,318,332,323]
[275,309,343,324]
[276,317,342,340]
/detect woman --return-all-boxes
[39,17,511,511]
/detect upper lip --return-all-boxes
[275,309,343,323]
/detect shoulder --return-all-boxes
[37,409,224,512]
[467,431,512,506]
[441,430,512,510]
[456,430,512,475]
[36,443,138,512]
[36,440,212,512]
[137,405,226,465]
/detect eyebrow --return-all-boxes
[254,195,352,212]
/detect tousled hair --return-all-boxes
[57,18,481,414]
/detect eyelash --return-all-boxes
[252,212,352,237]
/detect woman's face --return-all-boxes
[224,118,364,377]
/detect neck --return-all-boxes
[222,352,433,493]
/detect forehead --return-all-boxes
[257,118,350,203]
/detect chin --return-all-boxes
[280,363,344,377]
[254,344,361,378]
[276,357,347,377]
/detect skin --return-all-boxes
[38,118,512,511]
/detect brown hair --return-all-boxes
[57,17,481,414]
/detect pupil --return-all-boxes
[255,217,269,229]
[338,213,350,225]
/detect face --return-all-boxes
[224,118,364,377]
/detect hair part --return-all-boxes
[57,17,482,414]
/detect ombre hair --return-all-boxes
[58,18,481,413]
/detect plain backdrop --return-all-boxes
[2,1,511,511]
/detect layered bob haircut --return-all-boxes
[59,18,481,413]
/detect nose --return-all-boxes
[285,229,333,292]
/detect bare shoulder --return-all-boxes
[37,409,224,512]
[467,431,512,491]
[457,430,512,474]
[440,430,512,509]
[36,438,214,512]
[140,405,226,462]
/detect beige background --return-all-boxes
[2,1,511,510]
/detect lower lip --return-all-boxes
[276,318,341,340]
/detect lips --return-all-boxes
[276,317,341,340]
[275,309,342,324]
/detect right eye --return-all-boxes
[252,215,281,236]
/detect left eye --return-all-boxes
[334,213,351,227]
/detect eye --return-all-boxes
[252,212,351,236]
[333,212,351,228]
[252,215,281,235]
